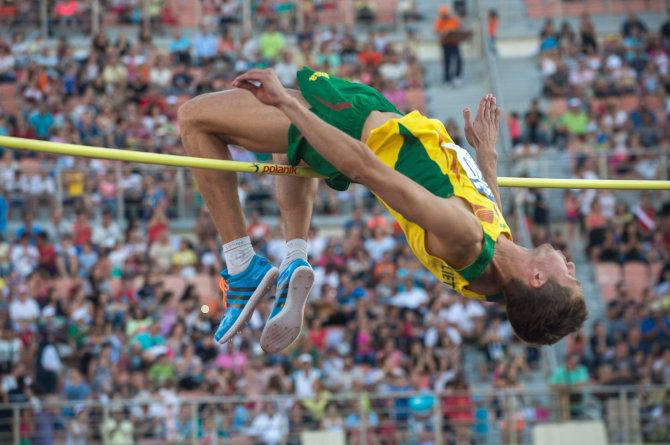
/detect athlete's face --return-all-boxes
[533,243,582,296]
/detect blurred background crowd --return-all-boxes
[0,0,669,444]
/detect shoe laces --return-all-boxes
[219,278,230,313]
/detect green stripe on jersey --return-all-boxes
[394,123,454,199]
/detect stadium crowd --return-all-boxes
[0,4,668,445]
[0,3,529,445]
[509,12,670,184]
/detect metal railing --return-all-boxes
[0,385,667,445]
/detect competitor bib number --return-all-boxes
[442,143,496,203]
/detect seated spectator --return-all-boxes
[598,340,639,385]
[0,43,16,82]
[641,302,670,351]
[170,62,193,94]
[273,50,298,88]
[101,407,134,444]
[148,353,176,387]
[543,61,569,97]
[10,234,39,278]
[249,402,286,445]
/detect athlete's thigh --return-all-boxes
[179,88,308,153]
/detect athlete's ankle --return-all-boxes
[222,236,255,275]
[279,238,309,274]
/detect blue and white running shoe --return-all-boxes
[215,255,279,344]
[260,258,314,353]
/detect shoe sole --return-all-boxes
[217,267,279,344]
[260,265,314,353]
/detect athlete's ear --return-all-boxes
[529,269,545,289]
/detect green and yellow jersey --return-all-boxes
[366,111,512,301]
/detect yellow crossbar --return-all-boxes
[1,136,669,190]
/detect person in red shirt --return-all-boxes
[36,233,57,276]
[72,211,92,249]
[357,42,382,69]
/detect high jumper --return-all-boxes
[177,67,588,352]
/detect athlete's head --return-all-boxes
[501,243,588,345]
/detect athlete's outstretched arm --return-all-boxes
[463,95,502,211]
[233,69,483,244]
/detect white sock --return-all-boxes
[279,238,308,274]
[222,236,255,275]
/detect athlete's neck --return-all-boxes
[490,236,531,285]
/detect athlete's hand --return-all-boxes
[232,68,291,107]
[463,94,501,155]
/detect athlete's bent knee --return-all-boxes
[177,98,199,133]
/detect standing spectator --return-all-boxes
[549,353,588,418]
[434,5,462,86]
[487,10,498,54]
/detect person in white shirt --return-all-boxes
[273,50,298,88]
[249,401,287,445]
[10,234,39,278]
[91,210,122,249]
[9,284,40,327]
[292,353,321,398]
[391,271,429,309]
[445,295,486,341]
[47,210,72,243]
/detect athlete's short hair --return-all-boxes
[501,278,588,345]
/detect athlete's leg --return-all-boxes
[178,88,309,243]
[272,153,318,241]
[261,154,317,353]
[178,88,311,344]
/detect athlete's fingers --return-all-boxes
[234,80,259,96]
[495,107,501,128]
[490,95,496,120]
[463,107,473,128]
[476,95,486,120]
[233,68,269,86]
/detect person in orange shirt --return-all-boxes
[433,5,463,86]
[488,10,499,54]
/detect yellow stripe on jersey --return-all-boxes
[365,111,512,300]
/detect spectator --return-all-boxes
[101,407,134,445]
[292,353,321,398]
[91,210,122,249]
[10,234,39,278]
[621,12,648,39]
[273,50,298,88]
[193,25,218,65]
[259,22,285,62]
[549,353,589,418]
[434,5,463,86]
